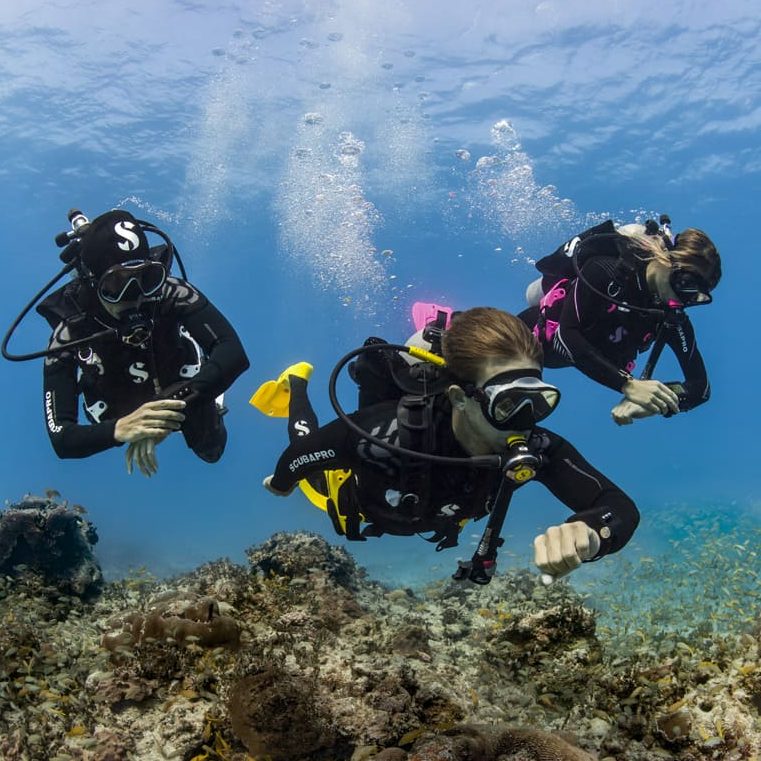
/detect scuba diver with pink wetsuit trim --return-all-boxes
[517,217,721,426]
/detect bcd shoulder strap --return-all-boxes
[396,393,437,521]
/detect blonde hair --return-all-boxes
[626,228,721,290]
[442,307,542,383]
[671,228,721,289]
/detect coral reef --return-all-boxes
[101,594,240,652]
[407,724,596,760]
[1,521,759,761]
[0,493,102,597]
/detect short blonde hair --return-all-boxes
[442,307,542,383]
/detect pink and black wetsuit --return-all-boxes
[518,254,710,413]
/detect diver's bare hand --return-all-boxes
[621,378,679,415]
[533,522,600,585]
[611,399,654,426]
[262,475,296,496]
[114,399,186,444]
[125,432,169,477]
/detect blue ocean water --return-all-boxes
[0,0,758,592]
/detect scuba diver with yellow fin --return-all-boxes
[2,209,249,475]
[252,306,640,585]
[518,215,721,425]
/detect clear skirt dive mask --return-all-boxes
[465,369,561,431]
[97,260,167,305]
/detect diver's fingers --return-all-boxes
[134,440,149,477]
[572,521,600,560]
[558,524,583,574]
[125,444,135,475]
[648,381,679,413]
[543,525,572,574]
[144,439,158,476]
[659,386,680,412]
[141,399,187,411]
[533,533,549,572]
[138,425,179,439]
[537,525,581,577]
[140,440,158,478]
[140,411,185,430]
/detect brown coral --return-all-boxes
[408,724,596,761]
[228,668,333,760]
[102,595,239,652]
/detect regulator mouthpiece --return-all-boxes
[117,311,153,346]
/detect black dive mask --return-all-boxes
[465,369,561,431]
[669,268,712,306]
[97,259,166,304]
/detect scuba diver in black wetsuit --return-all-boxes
[253,307,639,585]
[518,217,722,426]
[2,209,249,476]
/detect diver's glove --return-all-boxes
[533,522,601,585]
[126,437,160,477]
[262,475,297,496]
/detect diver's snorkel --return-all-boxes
[452,434,540,585]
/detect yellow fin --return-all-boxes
[299,470,352,517]
[249,362,313,417]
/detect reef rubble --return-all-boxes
[0,497,759,760]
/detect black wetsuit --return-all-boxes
[519,253,710,411]
[42,277,249,461]
[270,385,639,559]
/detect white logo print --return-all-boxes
[564,236,581,257]
[609,326,626,343]
[114,220,141,252]
[85,400,108,423]
[438,503,461,517]
[294,420,311,436]
[675,325,688,353]
[128,362,149,383]
[45,391,62,433]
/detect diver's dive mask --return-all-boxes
[669,267,712,306]
[465,369,561,431]
[97,259,167,305]
[96,260,166,346]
